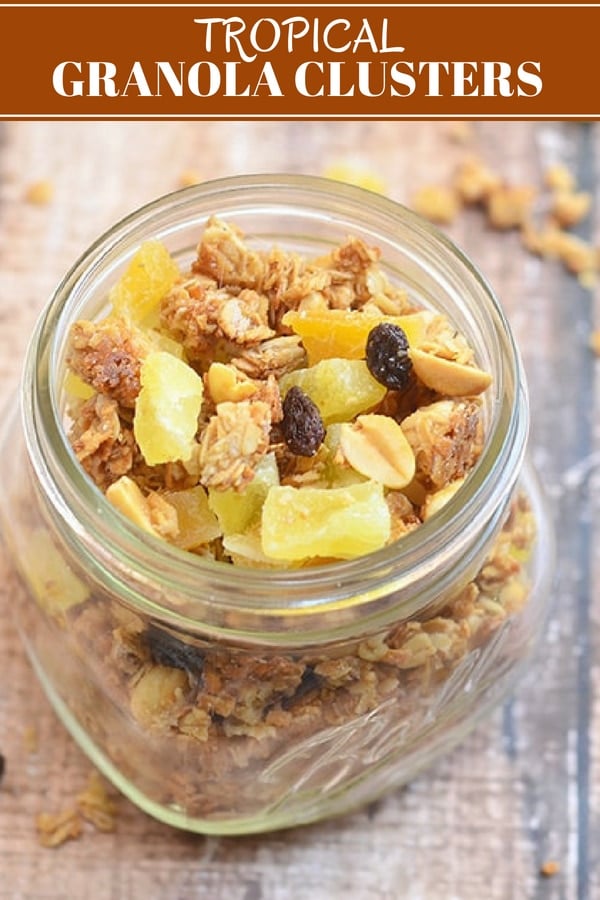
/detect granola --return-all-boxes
[35,771,118,848]
[43,492,535,820]
[64,219,492,563]
[412,154,600,292]
[28,216,540,824]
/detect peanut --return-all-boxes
[339,414,416,489]
[410,348,492,397]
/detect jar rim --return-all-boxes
[22,173,529,639]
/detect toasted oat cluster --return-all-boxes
[64,218,492,566]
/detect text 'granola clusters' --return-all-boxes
[64,217,493,566]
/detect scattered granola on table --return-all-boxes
[24,178,54,205]
[32,215,539,819]
[23,725,38,755]
[411,154,599,289]
[36,807,82,848]
[539,860,561,878]
[35,770,118,848]
[63,217,494,563]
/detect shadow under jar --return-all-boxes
[0,175,553,835]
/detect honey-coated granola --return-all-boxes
[64,217,493,563]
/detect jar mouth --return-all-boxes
[22,174,529,636]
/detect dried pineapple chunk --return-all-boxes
[279,358,385,425]
[208,452,279,535]
[163,485,221,550]
[133,351,203,466]
[110,240,179,326]
[283,309,430,365]
[261,481,390,560]
[63,370,95,401]
[25,528,89,622]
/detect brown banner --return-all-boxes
[0,5,597,119]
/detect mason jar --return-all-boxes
[0,175,553,835]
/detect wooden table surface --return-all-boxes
[0,121,598,900]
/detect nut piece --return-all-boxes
[412,185,461,224]
[206,361,258,404]
[106,475,178,540]
[410,348,492,396]
[25,179,54,205]
[421,477,465,520]
[130,666,189,730]
[339,414,416,489]
[106,475,157,534]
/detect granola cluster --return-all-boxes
[64,217,493,566]
[35,771,118,848]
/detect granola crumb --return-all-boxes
[550,189,592,228]
[412,185,461,224]
[579,269,597,291]
[486,184,537,230]
[453,156,501,205]
[179,169,203,187]
[545,163,575,192]
[24,179,54,205]
[36,807,82,848]
[590,330,600,355]
[23,725,38,754]
[539,859,560,878]
[446,121,473,144]
[36,770,118,847]
[323,162,387,195]
[76,770,118,833]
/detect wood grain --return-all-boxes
[0,121,598,900]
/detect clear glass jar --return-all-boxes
[0,175,553,835]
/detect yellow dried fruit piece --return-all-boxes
[279,358,386,424]
[409,348,492,396]
[63,370,95,401]
[106,475,158,535]
[133,351,203,465]
[261,481,391,560]
[282,309,429,365]
[147,330,185,359]
[25,528,89,621]
[163,485,222,550]
[110,240,179,326]
[323,424,368,487]
[208,452,279,535]
[223,530,293,569]
[339,414,415,489]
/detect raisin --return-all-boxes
[281,386,325,456]
[0,752,4,784]
[366,322,413,390]
[281,666,322,709]
[146,625,204,679]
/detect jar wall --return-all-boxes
[1,403,550,834]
